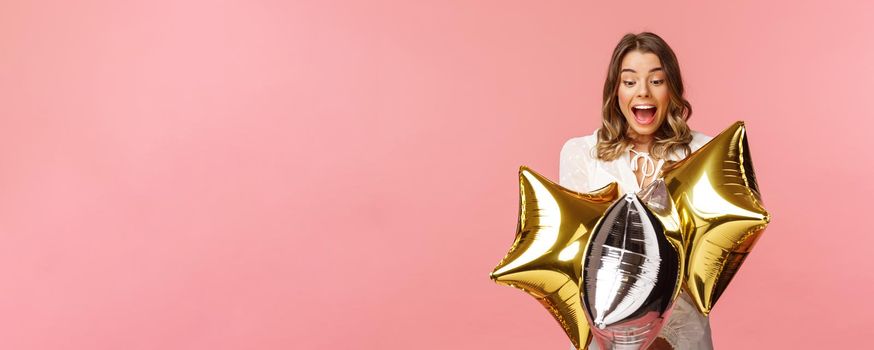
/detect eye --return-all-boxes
[651,79,664,86]
[622,80,636,87]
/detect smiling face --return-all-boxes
[617,50,670,138]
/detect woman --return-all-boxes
[560,32,715,349]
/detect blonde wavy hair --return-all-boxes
[596,32,694,163]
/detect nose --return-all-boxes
[636,82,650,97]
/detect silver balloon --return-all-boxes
[581,191,680,350]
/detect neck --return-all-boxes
[630,134,654,152]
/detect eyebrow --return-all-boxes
[621,67,663,73]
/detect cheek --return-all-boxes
[654,88,670,115]
[617,88,633,109]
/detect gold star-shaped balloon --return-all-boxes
[660,121,771,315]
[490,166,618,350]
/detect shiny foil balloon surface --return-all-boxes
[659,121,771,315]
[490,166,619,350]
[582,193,679,350]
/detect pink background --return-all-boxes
[1,1,871,349]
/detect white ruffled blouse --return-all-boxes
[560,128,715,350]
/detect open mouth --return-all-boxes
[631,105,657,125]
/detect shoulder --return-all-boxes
[689,130,713,152]
[561,129,599,160]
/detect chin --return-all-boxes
[631,125,659,135]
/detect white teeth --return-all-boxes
[633,105,656,109]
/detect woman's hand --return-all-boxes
[647,337,674,350]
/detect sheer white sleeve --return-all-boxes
[657,292,714,349]
[559,138,589,192]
